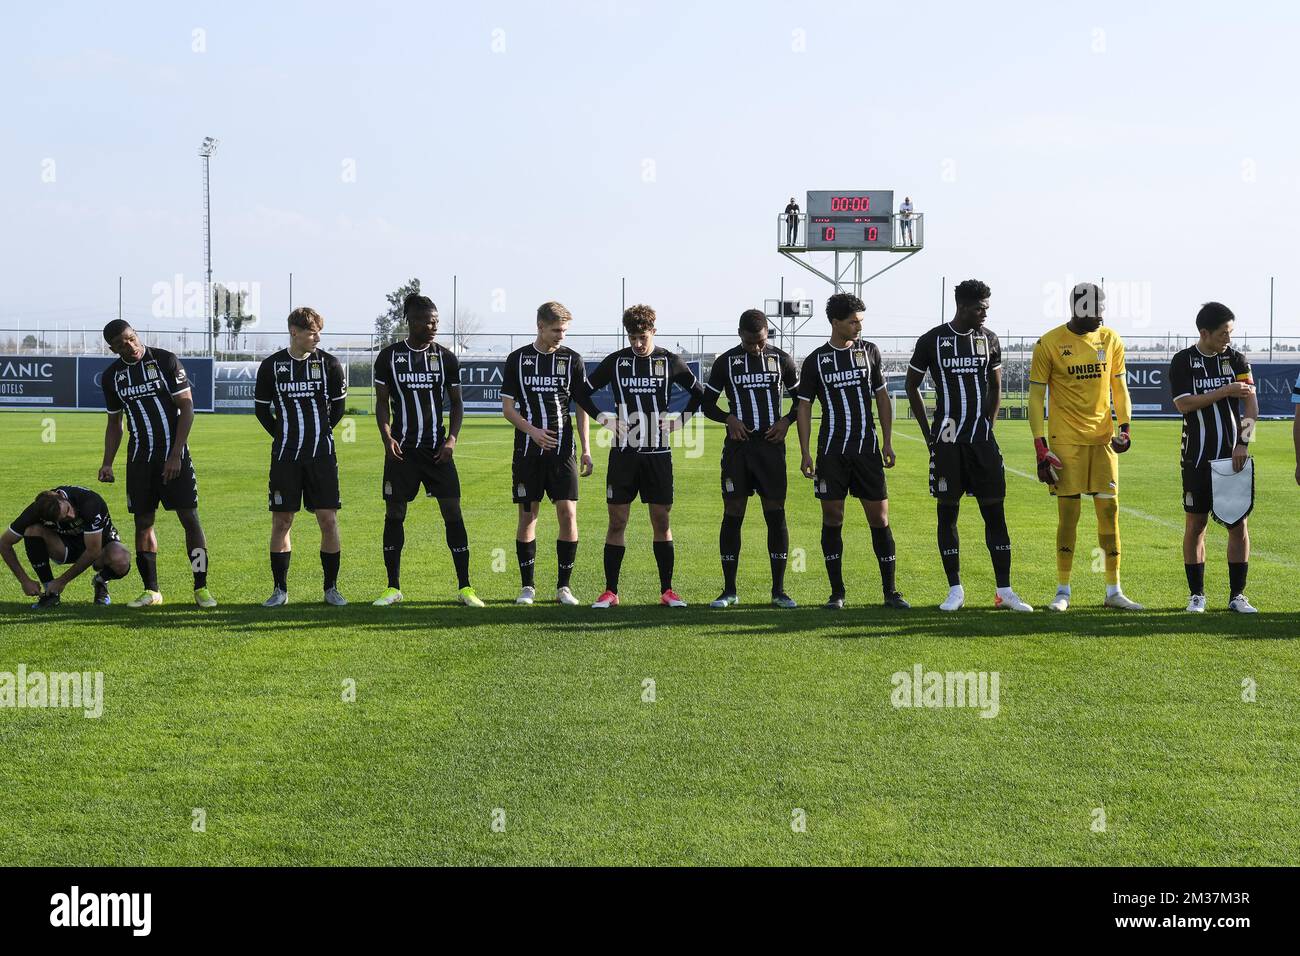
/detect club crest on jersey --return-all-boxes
[975,338,987,356]
[1220,358,1232,376]
[309,363,322,379]
[555,358,568,376]
[653,359,666,377]
[766,356,778,373]
[429,355,441,370]
[146,364,159,380]
[853,350,866,368]
[1096,349,1106,363]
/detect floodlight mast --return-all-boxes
[776,190,924,302]
[200,137,219,357]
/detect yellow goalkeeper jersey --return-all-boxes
[1029,324,1127,445]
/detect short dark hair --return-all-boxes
[537,301,572,326]
[738,309,767,334]
[1195,301,1234,332]
[825,292,865,323]
[288,307,324,331]
[954,279,991,306]
[34,491,63,524]
[403,294,437,317]
[1071,283,1105,320]
[623,304,656,335]
[102,319,131,343]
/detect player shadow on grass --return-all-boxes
[0,602,1293,642]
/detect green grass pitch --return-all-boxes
[0,411,1296,865]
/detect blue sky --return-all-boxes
[2,1,1296,342]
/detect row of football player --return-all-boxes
[1,283,1283,613]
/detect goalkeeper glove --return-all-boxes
[1111,423,1131,454]
[1035,437,1062,484]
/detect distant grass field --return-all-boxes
[0,411,1296,865]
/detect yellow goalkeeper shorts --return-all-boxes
[1050,443,1118,497]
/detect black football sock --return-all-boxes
[189,547,208,589]
[1228,561,1248,599]
[516,539,537,589]
[1185,562,1205,596]
[138,550,159,591]
[937,500,961,587]
[821,524,845,597]
[978,499,1013,589]
[719,514,743,595]
[271,551,291,591]
[603,543,625,594]
[556,539,578,590]
[23,537,53,586]
[320,550,340,591]
[653,539,675,593]
[870,524,898,596]
[382,518,404,589]
[445,520,471,589]
[763,508,789,595]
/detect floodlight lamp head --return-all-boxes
[199,137,220,156]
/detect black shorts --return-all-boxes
[929,439,1006,500]
[814,450,887,501]
[383,447,461,502]
[1181,463,1213,514]
[606,449,673,505]
[269,455,341,513]
[58,524,122,565]
[720,438,787,500]
[126,453,199,514]
[513,453,579,504]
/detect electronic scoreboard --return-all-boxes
[806,190,894,250]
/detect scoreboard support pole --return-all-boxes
[778,246,921,300]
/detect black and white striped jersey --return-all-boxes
[373,341,459,450]
[705,344,799,434]
[1169,345,1253,467]
[576,346,706,454]
[255,348,347,460]
[796,339,887,456]
[500,344,588,458]
[9,486,113,539]
[908,323,1002,443]
[101,347,191,462]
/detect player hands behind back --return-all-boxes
[795,292,909,610]
[371,293,483,608]
[254,307,349,607]
[1028,282,1142,611]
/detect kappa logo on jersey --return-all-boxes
[523,357,534,366]
[940,339,954,348]
[620,359,632,367]
[115,372,129,387]
[732,356,745,367]
[1059,346,1072,357]
[276,363,290,374]
[820,354,833,364]
[395,354,407,364]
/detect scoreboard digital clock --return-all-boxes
[806,190,894,250]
